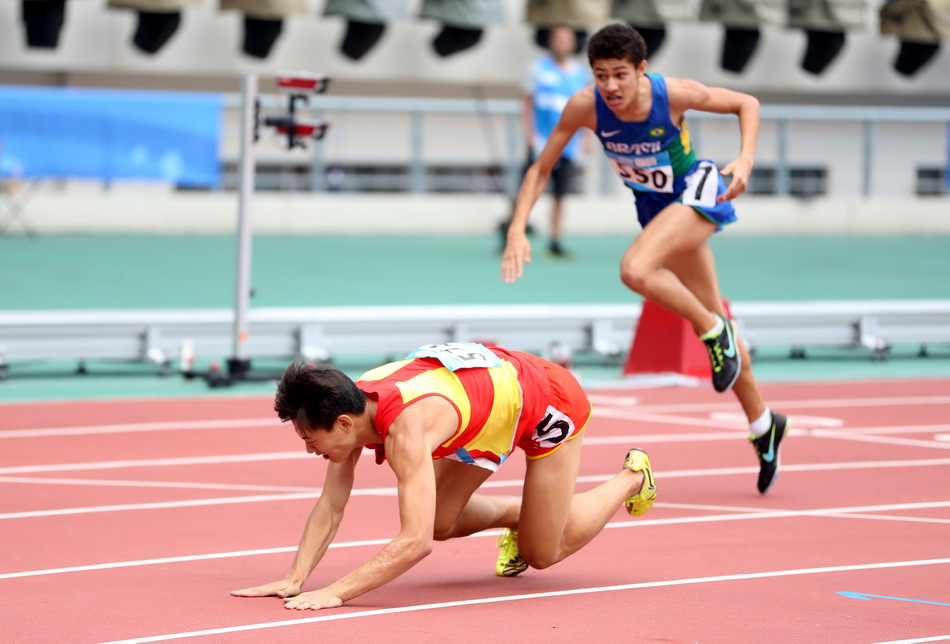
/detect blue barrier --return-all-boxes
[0,86,221,187]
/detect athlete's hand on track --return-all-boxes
[718,157,753,202]
[230,579,301,598]
[501,232,532,283]
[283,588,344,611]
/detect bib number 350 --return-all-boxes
[610,158,673,193]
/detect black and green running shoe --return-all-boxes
[750,411,789,494]
[701,314,742,393]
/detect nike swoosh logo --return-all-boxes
[723,321,737,359]
[600,130,621,138]
[762,425,776,463]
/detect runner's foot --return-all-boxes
[623,448,657,516]
[547,240,572,259]
[701,314,742,393]
[495,528,528,577]
[750,411,789,494]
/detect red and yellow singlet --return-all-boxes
[356,344,591,471]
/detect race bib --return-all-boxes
[528,405,576,449]
[607,150,674,193]
[406,342,502,371]
[682,160,719,209]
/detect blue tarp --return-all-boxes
[0,86,221,187]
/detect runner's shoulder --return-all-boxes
[567,86,596,108]
[665,77,713,109]
[562,87,597,129]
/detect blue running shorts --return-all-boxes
[631,160,739,231]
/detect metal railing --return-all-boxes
[226,94,950,197]
[4,300,950,379]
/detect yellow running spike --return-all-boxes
[623,448,657,516]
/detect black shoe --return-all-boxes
[701,314,742,393]
[547,241,572,259]
[750,412,789,494]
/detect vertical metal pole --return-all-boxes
[861,119,874,197]
[410,111,424,193]
[310,107,327,192]
[232,73,257,363]
[776,118,789,197]
[505,113,520,197]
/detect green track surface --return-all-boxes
[1,234,949,402]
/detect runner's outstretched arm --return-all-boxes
[502,89,595,283]
[230,447,360,599]
[667,78,760,202]
[282,414,438,611]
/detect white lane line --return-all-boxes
[656,501,778,514]
[0,432,765,476]
[1,423,942,481]
[0,433,753,490]
[711,412,844,428]
[629,395,950,414]
[0,476,319,493]
[0,481,405,520]
[0,452,312,475]
[586,394,639,406]
[872,637,950,644]
[99,557,950,644]
[0,546,300,580]
[0,493,320,520]
[3,395,950,441]
[810,431,950,450]
[4,500,949,580]
[0,539,391,581]
[656,501,950,525]
[584,431,753,445]
[0,418,279,439]
[5,458,950,521]
[0,393,271,408]
[810,424,950,437]
[3,422,948,480]
[822,513,950,526]
[593,407,740,429]
[579,457,950,482]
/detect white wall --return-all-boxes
[3,1,948,235]
[10,189,950,235]
[1,0,949,99]
[217,105,949,198]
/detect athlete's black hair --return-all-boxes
[587,23,648,67]
[274,362,366,431]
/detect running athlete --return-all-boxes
[520,25,590,257]
[501,24,788,494]
[231,342,656,611]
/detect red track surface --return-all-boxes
[2,379,949,643]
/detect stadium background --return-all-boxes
[2,3,950,643]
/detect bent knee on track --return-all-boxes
[518,543,561,570]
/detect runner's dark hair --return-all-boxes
[274,362,366,431]
[587,24,647,67]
